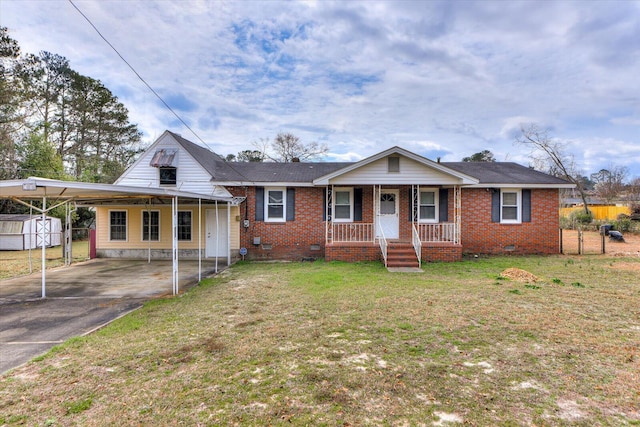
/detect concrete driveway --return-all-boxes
[0,258,224,374]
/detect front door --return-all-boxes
[205,208,229,258]
[377,189,399,239]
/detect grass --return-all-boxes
[1,255,639,425]
[0,241,89,279]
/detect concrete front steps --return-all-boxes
[386,242,420,268]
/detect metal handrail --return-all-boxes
[412,223,422,268]
[377,223,388,267]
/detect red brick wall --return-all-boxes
[460,188,560,255]
[231,186,327,260]
[226,185,560,261]
[326,243,381,262]
[421,243,463,262]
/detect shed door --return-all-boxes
[377,190,399,239]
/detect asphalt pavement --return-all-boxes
[0,258,223,374]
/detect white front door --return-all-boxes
[377,189,399,239]
[205,208,228,258]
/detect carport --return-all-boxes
[0,177,237,298]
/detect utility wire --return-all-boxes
[67,0,212,151]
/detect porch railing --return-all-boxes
[331,223,374,242]
[417,223,458,244]
[411,223,422,268]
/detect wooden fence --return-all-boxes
[560,206,630,221]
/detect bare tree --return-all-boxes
[254,132,328,162]
[590,166,627,204]
[516,123,590,214]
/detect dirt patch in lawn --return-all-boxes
[500,267,540,283]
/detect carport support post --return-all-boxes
[172,196,179,295]
[198,198,202,282]
[41,196,46,298]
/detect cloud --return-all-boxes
[2,0,639,177]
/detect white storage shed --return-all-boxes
[0,214,62,250]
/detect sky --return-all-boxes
[2,0,640,178]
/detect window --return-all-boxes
[177,211,192,241]
[159,167,177,186]
[142,211,160,241]
[265,187,286,222]
[388,156,400,173]
[419,190,438,222]
[109,210,127,241]
[501,189,521,223]
[333,188,353,222]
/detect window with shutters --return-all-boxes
[265,187,286,222]
[333,188,353,222]
[419,189,438,222]
[501,189,521,223]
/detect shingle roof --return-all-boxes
[167,132,571,187]
[442,162,572,186]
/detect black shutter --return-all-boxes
[522,189,531,222]
[491,189,500,223]
[255,187,264,221]
[439,188,449,222]
[408,188,414,222]
[286,188,295,221]
[354,188,363,221]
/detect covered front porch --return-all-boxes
[324,185,463,267]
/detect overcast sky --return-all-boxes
[2,0,640,178]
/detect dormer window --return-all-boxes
[159,167,177,186]
[388,156,400,173]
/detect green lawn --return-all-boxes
[1,256,639,425]
[0,241,90,279]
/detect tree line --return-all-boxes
[0,27,142,184]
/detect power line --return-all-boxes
[67,0,213,151]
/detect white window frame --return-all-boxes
[109,210,128,242]
[265,187,286,223]
[501,189,522,224]
[177,210,193,242]
[418,189,439,223]
[333,187,353,222]
[141,210,161,242]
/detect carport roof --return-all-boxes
[0,177,239,205]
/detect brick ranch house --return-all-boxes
[99,130,573,267]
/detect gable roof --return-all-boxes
[312,146,479,186]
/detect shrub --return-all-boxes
[570,209,593,225]
[615,215,632,232]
